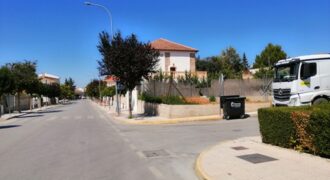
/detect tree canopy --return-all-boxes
[85,79,106,99]
[253,43,287,68]
[0,66,15,97]
[97,31,160,117]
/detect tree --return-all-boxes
[196,56,222,74]
[0,66,15,116]
[219,47,243,79]
[252,43,287,79]
[0,66,15,96]
[253,43,287,68]
[60,84,74,100]
[64,78,76,92]
[101,86,116,97]
[85,79,106,99]
[242,53,249,70]
[7,61,38,112]
[63,77,76,99]
[97,31,160,118]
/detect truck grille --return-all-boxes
[273,89,291,101]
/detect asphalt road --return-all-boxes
[0,100,260,180]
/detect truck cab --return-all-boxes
[272,54,330,106]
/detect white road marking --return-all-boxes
[74,116,82,120]
[87,115,94,119]
[61,116,69,120]
[148,166,164,179]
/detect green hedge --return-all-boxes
[258,104,330,158]
[139,92,188,105]
[308,108,330,157]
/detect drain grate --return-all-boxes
[142,150,170,158]
[231,146,248,150]
[237,153,278,164]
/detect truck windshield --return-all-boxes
[274,63,299,82]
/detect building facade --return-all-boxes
[151,38,207,79]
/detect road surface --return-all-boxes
[0,100,260,180]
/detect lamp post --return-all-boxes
[84,2,113,38]
[84,1,120,115]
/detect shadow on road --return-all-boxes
[15,114,44,119]
[0,125,21,129]
[36,110,63,114]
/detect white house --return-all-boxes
[151,38,207,79]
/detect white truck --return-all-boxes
[272,54,330,106]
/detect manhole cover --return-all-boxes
[237,153,277,164]
[142,150,170,158]
[231,146,248,150]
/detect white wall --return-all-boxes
[157,52,166,71]
[157,51,191,72]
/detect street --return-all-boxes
[0,100,260,180]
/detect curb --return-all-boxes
[195,147,214,180]
[121,115,222,125]
[194,138,244,180]
[92,101,223,125]
[0,104,61,122]
[93,101,258,125]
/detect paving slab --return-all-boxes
[196,136,330,180]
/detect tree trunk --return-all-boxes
[128,90,133,118]
[30,95,33,111]
[0,95,2,117]
[17,92,21,113]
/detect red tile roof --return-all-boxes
[151,38,198,52]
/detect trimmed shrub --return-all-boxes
[308,108,330,157]
[291,111,313,151]
[209,96,216,102]
[140,92,162,104]
[140,92,188,105]
[259,107,298,148]
[161,96,186,105]
[258,104,330,158]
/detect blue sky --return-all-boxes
[1,0,330,87]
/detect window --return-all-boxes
[300,62,317,80]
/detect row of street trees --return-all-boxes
[85,79,116,99]
[0,61,76,115]
[196,43,287,79]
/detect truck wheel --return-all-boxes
[225,116,230,120]
[313,98,329,105]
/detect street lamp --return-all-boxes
[84,1,120,115]
[84,1,113,39]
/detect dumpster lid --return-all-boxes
[225,97,246,100]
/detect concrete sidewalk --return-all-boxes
[93,101,222,125]
[92,100,264,125]
[195,136,330,180]
[0,105,60,123]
